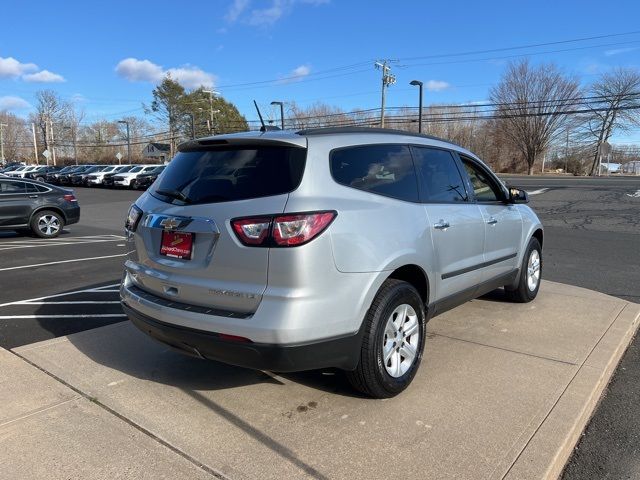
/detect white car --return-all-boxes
[6,165,34,178]
[112,165,158,187]
[86,165,132,185]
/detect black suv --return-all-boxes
[0,178,80,238]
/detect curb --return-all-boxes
[504,302,640,479]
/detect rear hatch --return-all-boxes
[130,139,307,314]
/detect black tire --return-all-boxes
[30,210,64,238]
[346,279,426,398]
[35,176,45,182]
[505,237,542,303]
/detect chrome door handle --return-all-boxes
[29,195,39,198]
[433,220,450,230]
[487,218,498,225]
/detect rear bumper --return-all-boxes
[123,302,362,372]
[64,205,81,225]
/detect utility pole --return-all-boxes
[44,119,50,166]
[0,123,6,164]
[49,119,57,166]
[565,126,569,173]
[31,123,38,164]
[203,90,219,134]
[375,60,396,128]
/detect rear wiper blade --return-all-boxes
[155,189,191,203]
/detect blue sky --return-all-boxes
[1,0,639,141]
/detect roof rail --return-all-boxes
[295,126,450,143]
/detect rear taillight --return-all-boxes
[125,204,143,232]
[231,217,271,245]
[63,194,77,202]
[231,211,336,247]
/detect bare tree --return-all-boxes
[0,111,31,162]
[31,90,70,162]
[582,68,640,175]
[490,60,581,175]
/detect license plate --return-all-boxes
[160,231,194,259]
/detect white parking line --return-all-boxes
[0,314,127,319]
[0,254,127,273]
[528,188,549,195]
[0,235,124,245]
[0,235,126,252]
[13,301,121,305]
[0,283,120,308]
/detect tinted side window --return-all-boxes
[25,183,40,193]
[0,180,27,194]
[330,145,418,202]
[411,147,467,203]
[461,159,503,202]
[35,184,50,193]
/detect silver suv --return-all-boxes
[121,127,543,398]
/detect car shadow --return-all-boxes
[0,228,73,239]
[34,281,362,397]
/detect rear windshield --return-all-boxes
[150,146,306,205]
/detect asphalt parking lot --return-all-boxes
[0,176,639,478]
[0,188,138,348]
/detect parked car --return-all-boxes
[112,165,157,188]
[133,165,166,189]
[120,127,543,398]
[44,165,77,184]
[58,165,95,185]
[5,165,35,178]
[0,177,80,238]
[24,165,62,182]
[0,163,24,173]
[86,165,132,186]
[70,165,110,186]
[102,165,136,187]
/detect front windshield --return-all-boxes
[129,166,143,173]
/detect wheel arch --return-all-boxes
[386,264,430,305]
[30,205,67,224]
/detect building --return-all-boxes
[143,143,170,163]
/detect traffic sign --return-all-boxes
[42,149,50,159]
[115,152,123,160]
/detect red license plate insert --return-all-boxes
[160,231,194,259]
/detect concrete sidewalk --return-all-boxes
[2,281,639,480]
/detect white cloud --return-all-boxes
[115,58,215,89]
[166,66,216,89]
[279,64,311,83]
[227,0,328,27]
[0,96,31,111]
[115,58,164,83]
[0,56,37,78]
[425,80,450,92]
[604,47,638,56]
[248,0,287,26]
[225,0,250,22]
[0,56,65,83]
[23,69,65,83]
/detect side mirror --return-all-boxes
[508,187,529,204]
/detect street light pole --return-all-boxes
[270,101,285,129]
[0,123,7,163]
[117,120,130,164]
[409,80,423,133]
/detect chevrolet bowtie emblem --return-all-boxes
[159,217,180,230]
